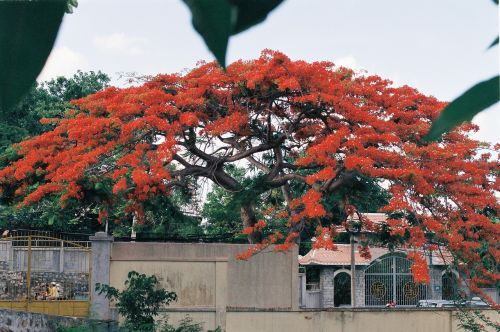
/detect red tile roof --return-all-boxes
[298,245,453,266]
[298,245,387,266]
[333,213,388,233]
[300,213,454,266]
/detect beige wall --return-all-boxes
[224,309,498,332]
[109,242,299,313]
[110,242,299,330]
[111,260,218,308]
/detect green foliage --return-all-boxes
[201,163,390,251]
[426,75,500,141]
[66,0,78,14]
[455,309,500,332]
[202,165,249,241]
[115,195,204,240]
[488,36,498,49]
[54,316,221,332]
[0,70,110,156]
[158,316,221,332]
[54,320,110,332]
[0,1,65,113]
[96,271,178,332]
[426,0,498,141]
[183,0,283,68]
[0,71,111,234]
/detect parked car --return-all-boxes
[417,300,454,308]
[417,297,490,308]
[465,297,490,308]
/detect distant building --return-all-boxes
[299,245,461,308]
[298,213,498,308]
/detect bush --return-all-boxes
[96,271,177,331]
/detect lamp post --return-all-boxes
[348,215,361,308]
[350,231,356,307]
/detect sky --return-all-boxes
[39,0,499,144]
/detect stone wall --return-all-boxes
[0,308,115,332]
[0,309,83,332]
[0,271,89,300]
[353,267,365,306]
[319,268,335,307]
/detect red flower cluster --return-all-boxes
[0,50,497,295]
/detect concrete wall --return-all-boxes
[224,309,499,332]
[109,242,299,310]
[11,248,89,273]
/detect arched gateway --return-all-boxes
[364,253,428,306]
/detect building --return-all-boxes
[298,245,462,308]
[297,213,486,309]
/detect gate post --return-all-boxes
[90,232,114,320]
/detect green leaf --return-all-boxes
[425,75,500,141]
[229,0,284,34]
[183,0,233,68]
[0,1,66,113]
[48,215,55,226]
[488,36,498,49]
[183,0,284,68]
[66,0,78,14]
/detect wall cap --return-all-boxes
[90,232,114,242]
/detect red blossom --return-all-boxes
[0,50,497,292]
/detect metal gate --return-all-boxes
[365,254,429,306]
[0,235,91,317]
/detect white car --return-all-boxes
[417,300,454,308]
[417,297,490,308]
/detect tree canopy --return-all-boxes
[0,70,110,156]
[0,50,497,299]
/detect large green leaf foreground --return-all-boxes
[426,75,500,141]
[0,1,66,113]
[183,0,283,68]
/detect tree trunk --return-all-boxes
[240,203,263,244]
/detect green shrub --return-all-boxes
[96,271,177,331]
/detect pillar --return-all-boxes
[90,232,114,320]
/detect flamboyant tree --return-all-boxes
[0,50,497,300]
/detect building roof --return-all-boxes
[298,245,453,266]
[333,213,388,233]
[298,245,386,266]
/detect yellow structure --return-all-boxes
[0,235,91,318]
[0,300,89,317]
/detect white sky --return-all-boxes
[39,0,499,144]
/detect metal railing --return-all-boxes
[0,235,91,317]
[364,254,429,307]
[306,283,321,291]
[3,229,92,248]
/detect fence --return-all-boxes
[0,235,91,317]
